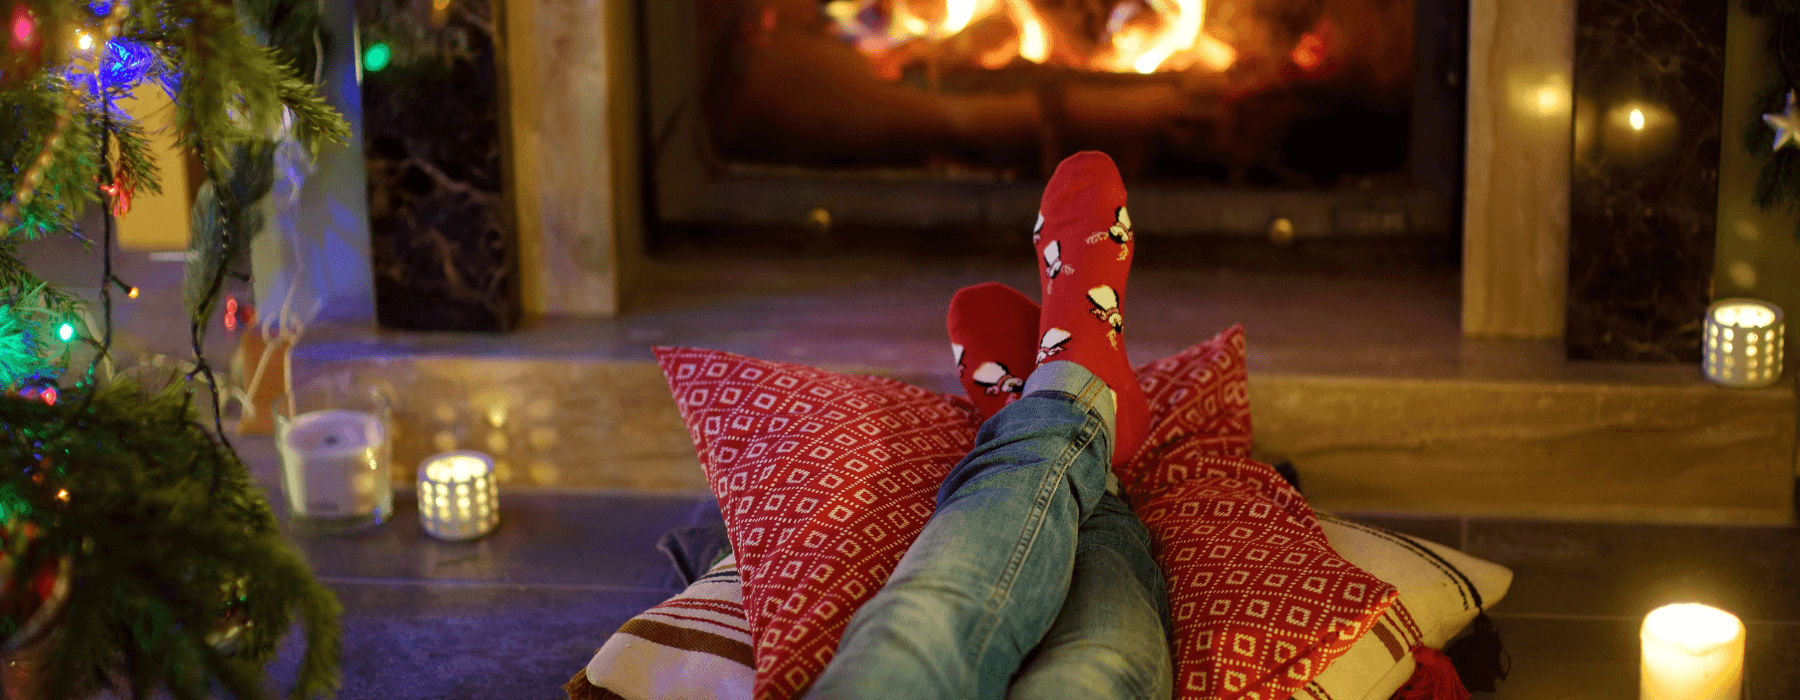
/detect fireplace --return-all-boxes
[641,0,1466,250]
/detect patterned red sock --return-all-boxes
[947,282,1041,423]
[1032,151,1148,466]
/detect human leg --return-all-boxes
[804,152,1152,700]
[801,365,1116,700]
[1006,490,1172,700]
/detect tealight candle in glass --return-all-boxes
[1704,299,1784,388]
[417,451,500,541]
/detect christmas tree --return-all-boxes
[0,0,349,696]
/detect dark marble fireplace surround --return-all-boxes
[365,0,1733,366]
[1568,0,1726,363]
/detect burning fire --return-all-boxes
[824,0,1237,75]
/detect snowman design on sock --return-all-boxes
[1032,212,1045,245]
[1085,207,1133,261]
[1037,327,1071,365]
[970,361,1025,396]
[951,342,966,373]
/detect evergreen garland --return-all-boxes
[0,0,351,695]
[1744,0,1800,235]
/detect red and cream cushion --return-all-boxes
[654,347,979,700]
[1122,324,1253,495]
[1133,456,1398,700]
[654,330,1393,700]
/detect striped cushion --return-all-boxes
[1293,516,1514,700]
[567,555,755,700]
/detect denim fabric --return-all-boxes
[804,363,1170,700]
[1007,491,1172,700]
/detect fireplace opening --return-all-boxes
[642,0,1465,263]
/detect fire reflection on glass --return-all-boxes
[699,0,1416,185]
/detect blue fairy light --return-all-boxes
[64,38,158,98]
[97,38,155,87]
[86,0,112,15]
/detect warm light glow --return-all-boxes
[1713,303,1776,328]
[1645,604,1740,648]
[1629,108,1646,131]
[11,13,34,46]
[1005,0,1047,63]
[943,0,980,35]
[1641,603,1744,700]
[893,1,931,37]
[825,0,1238,75]
[1290,31,1325,70]
[75,30,92,51]
[1131,0,1204,74]
[1194,33,1236,72]
[126,286,138,299]
[426,454,491,483]
[1534,86,1563,116]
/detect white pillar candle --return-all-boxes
[277,409,389,519]
[1641,603,1744,700]
[1703,299,1784,388]
[417,451,500,541]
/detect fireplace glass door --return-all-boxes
[644,0,1464,245]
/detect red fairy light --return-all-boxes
[223,295,239,331]
[40,387,56,406]
[9,6,35,48]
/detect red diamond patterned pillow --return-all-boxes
[654,347,980,700]
[1123,324,1253,496]
[1134,455,1398,700]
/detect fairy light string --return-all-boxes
[0,0,134,233]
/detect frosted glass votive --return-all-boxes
[1703,299,1784,388]
[417,451,500,541]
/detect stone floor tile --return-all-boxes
[261,581,672,700]
[1477,614,1799,700]
[1465,520,1800,621]
[287,491,702,590]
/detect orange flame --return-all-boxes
[823,0,1233,76]
[1100,0,1233,74]
[1006,0,1048,63]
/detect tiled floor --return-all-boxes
[232,429,1800,699]
[29,235,1799,697]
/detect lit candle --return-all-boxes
[417,451,500,541]
[1640,603,1744,700]
[1703,299,1784,388]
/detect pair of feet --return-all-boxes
[947,151,1148,467]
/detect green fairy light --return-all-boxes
[363,43,390,72]
[56,323,73,343]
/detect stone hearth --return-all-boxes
[290,253,1795,525]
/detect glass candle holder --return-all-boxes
[417,451,499,541]
[1703,299,1784,388]
[275,379,394,535]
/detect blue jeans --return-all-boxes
[804,364,1172,700]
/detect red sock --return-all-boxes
[1033,151,1147,467]
[947,282,1041,423]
